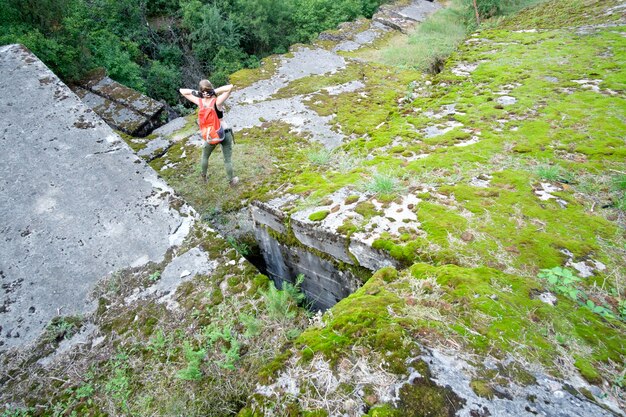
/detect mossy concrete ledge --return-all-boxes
[72,68,165,137]
[252,197,364,310]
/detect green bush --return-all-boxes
[146,61,181,104]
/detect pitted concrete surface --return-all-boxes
[73,86,148,134]
[228,96,344,148]
[0,44,195,350]
[333,22,391,52]
[86,76,163,117]
[124,247,217,308]
[230,47,347,105]
[374,0,442,33]
[396,0,441,21]
[151,117,188,137]
[421,348,621,417]
[225,45,349,148]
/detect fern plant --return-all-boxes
[260,274,306,320]
[176,342,206,381]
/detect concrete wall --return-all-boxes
[254,225,361,311]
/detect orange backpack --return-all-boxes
[198,98,224,144]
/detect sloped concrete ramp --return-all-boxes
[0,44,194,350]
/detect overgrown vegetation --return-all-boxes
[2,0,625,415]
[0,227,309,415]
[375,0,547,72]
[0,0,391,104]
[538,266,623,320]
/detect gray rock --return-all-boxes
[374,0,441,33]
[230,47,346,105]
[137,137,171,160]
[422,348,621,417]
[333,40,362,52]
[124,247,217,307]
[73,86,148,134]
[254,225,360,311]
[228,95,344,148]
[396,0,442,22]
[496,96,518,106]
[152,117,188,137]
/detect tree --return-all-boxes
[145,60,181,103]
[179,0,243,75]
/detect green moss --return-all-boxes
[355,201,382,218]
[405,263,626,376]
[337,218,359,236]
[573,355,602,383]
[398,370,465,416]
[229,55,280,88]
[259,350,293,383]
[365,404,402,417]
[344,195,360,205]
[273,63,365,99]
[470,379,495,399]
[227,275,242,288]
[500,0,624,29]
[117,131,149,153]
[249,273,270,295]
[417,201,468,246]
[377,266,400,283]
[308,210,330,222]
[295,269,410,371]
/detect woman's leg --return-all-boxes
[221,130,235,181]
[201,141,216,180]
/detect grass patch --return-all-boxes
[363,171,405,198]
[378,2,469,73]
[374,0,548,72]
[535,163,574,183]
[611,174,626,191]
[307,148,334,166]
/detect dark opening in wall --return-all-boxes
[251,223,368,312]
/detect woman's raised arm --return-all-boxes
[179,88,200,105]
[215,84,233,107]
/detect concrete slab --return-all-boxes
[0,44,195,350]
[73,86,148,135]
[374,0,441,33]
[396,0,441,22]
[74,69,165,136]
[230,47,346,105]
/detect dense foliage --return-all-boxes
[0,0,387,105]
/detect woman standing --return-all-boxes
[179,80,238,186]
